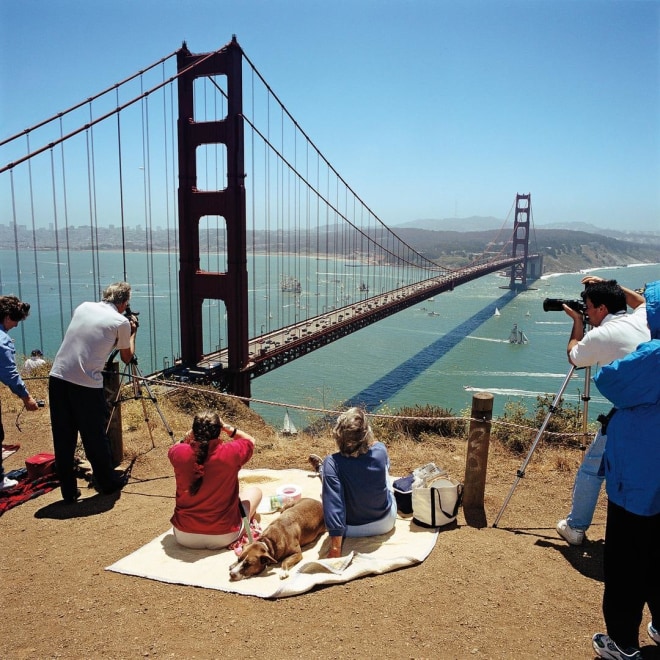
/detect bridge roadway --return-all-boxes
[158,255,534,388]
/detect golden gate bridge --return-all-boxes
[0,36,540,401]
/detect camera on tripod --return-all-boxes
[542,298,586,314]
[124,305,140,328]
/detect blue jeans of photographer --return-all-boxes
[566,429,606,531]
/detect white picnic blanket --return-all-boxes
[105,468,439,599]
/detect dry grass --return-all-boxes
[13,367,588,481]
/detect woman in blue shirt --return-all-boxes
[311,407,396,558]
[0,296,40,490]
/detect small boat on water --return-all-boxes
[508,323,529,345]
[494,308,500,317]
[281,410,298,436]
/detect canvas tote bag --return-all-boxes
[412,476,463,528]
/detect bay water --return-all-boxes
[251,262,658,428]
[2,248,656,428]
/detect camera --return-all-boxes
[542,298,586,313]
[124,305,140,328]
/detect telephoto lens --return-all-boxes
[542,298,585,313]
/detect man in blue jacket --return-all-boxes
[591,279,660,660]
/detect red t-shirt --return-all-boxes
[168,436,254,535]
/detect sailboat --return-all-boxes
[281,410,298,436]
[494,308,500,317]
[508,323,529,345]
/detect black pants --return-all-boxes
[48,376,121,499]
[603,499,660,649]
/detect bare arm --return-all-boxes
[564,304,585,365]
[119,317,138,364]
[221,422,256,447]
[327,536,343,558]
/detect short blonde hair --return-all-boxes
[332,407,373,457]
[102,281,131,306]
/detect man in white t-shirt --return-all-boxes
[556,276,649,545]
[49,282,138,503]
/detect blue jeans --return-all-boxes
[566,429,606,532]
[346,495,397,538]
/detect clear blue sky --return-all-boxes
[1,0,659,231]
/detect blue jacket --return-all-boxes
[0,324,29,400]
[594,279,660,516]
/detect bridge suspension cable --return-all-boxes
[1,37,536,385]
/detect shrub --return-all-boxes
[494,396,594,454]
[373,403,467,440]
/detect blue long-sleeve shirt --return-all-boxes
[0,324,29,399]
[321,441,392,537]
[593,279,660,517]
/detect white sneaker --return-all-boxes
[556,518,585,545]
[592,633,642,659]
[649,622,660,645]
[0,476,18,490]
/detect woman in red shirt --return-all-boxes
[168,411,262,550]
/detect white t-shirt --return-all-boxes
[50,301,131,388]
[23,357,46,374]
[569,304,649,370]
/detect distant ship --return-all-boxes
[494,307,501,316]
[358,282,369,292]
[508,323,529,344]
[280,275,301,293]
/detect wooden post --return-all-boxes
[103,361,123,467]
[463,392,493,528]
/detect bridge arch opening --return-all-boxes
[195,144,227,191]
[193,75,228,123]
[199,215,228,271]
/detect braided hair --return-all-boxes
[188,411,222,496]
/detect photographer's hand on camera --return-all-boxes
[563,303,586,324]
[128,315,139,335]
[565,304,588,361]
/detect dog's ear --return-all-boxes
[261,553,277,565]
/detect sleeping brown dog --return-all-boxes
[229,497,326,580]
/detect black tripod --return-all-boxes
[106,353,174,448]
[492,362,592,527]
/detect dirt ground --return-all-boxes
[1,379,658,660]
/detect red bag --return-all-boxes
[25,453,56,480]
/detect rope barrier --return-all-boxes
[91,371,594,440]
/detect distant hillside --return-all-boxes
[395,216,660,246]
[395,226,659,274]
[395,216,504,232]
